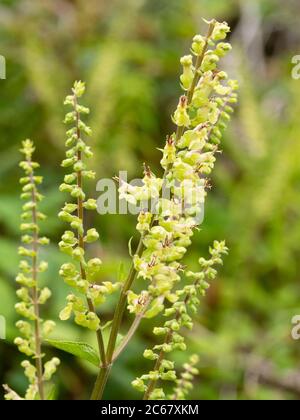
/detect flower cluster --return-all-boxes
[120,19,237,400]
[59,82,120,333]
[132,241,228,399]
[4,140,59,400]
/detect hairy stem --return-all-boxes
[112,298,152,362]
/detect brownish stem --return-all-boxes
[112,297,152,362]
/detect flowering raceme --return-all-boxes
[114,19,237,399]
[2,18,237,401]
[4,140,59,400]
[58,81,120,368]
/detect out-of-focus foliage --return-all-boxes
[1,0,300,400]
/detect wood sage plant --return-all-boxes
[3,18,238,401]
[102,18,237,400]
[4,140,59,400]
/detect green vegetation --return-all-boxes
[0,0,300,401]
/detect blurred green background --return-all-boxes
[1,0,300,400]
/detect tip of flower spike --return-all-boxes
[20,139,35,157]
[72,80,86,97]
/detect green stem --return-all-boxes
[90,365,111,401]
[91,236,145,399]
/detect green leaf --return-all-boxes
[46,339,100,367]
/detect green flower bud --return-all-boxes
[38,261,48,273]
[63,203,78,213]
[73,160,85,172]
[87,258,102,274]
[15,302,36,320]
[150,388,165,400]
[66,148,76,158]
[16,273,36,288]
[43,358,60,381]
[172,96,190,127]
[19,260,31,273]
[72,246,84,261]
[215,42,232,57]
[59,183,73,193]
[14,337,34,356]
[84,228,99,243]
[143,349,158,361]
[161,359,174,370]
[148,370,160,381]
[38,287,52,304]
[62,230,77,245]
[78,121,92,136]
[170,320,180,331]
[73,80,85,97]
[191,35,205,55]
[180,55,194,90]
[61,157,76,168]
[38,237,50,245]
[24,384,38,400]
[174,342,187,351]
[161,370,177,381]
[59,241,74,255]
[21,360,36,384]
[64,111,76,124]
[59,262,78,278]
[131,378,146,393]
[59,303,73,321]
[70,219,84,235]
[211,21,230,41]
[16,320,32,337]
[58,210,74,222]
[70,186,85,200]
[201,53,219,72]
[82,170,96,179]
[153,327,168,336]
[43,320,56,336]
[20,223,37,233]
[21,235,33,244]
[64,173,77,184]
[83,199,97,210]
[162,344,172,353]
